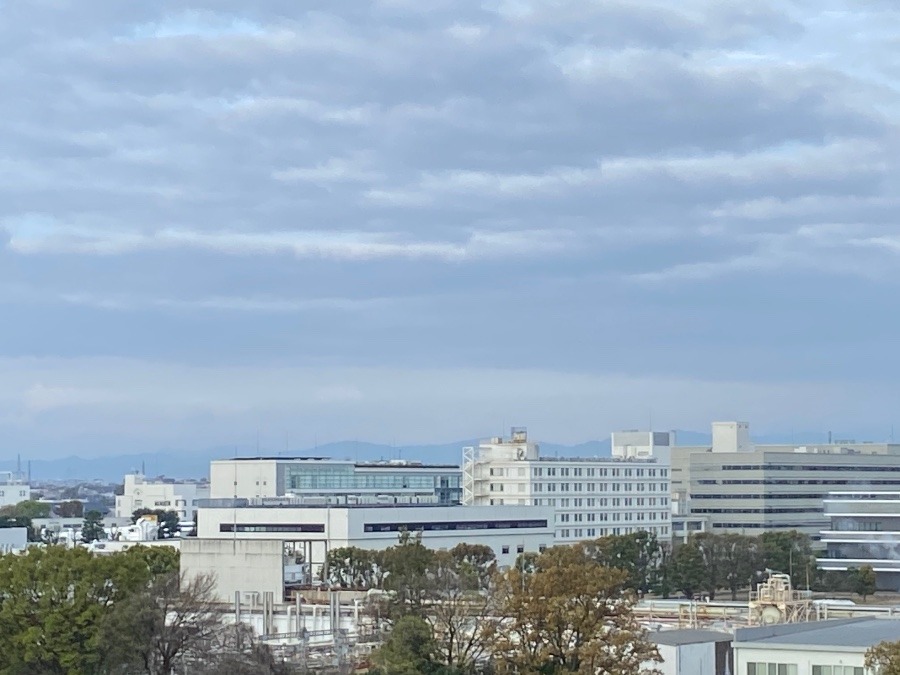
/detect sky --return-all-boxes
[1,0,900,458]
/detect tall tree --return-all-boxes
[324,546,383,589]
[852,565,877,602]
[490,544,661,674]
[371,615,443,675]
[671,541,706,600]
[382,531,436,618]
[720,534,760,601]
[584,531,663,595]
[758,530,814,588]
[82,509,106,543]
[866,640,900,675]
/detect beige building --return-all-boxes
[116,474,210,524]
[672,422,900,539]
[463,428,670,544]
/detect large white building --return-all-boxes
[672,422,900,539]
[115,474,210,524]
[210,457,462,505]
[0,471,30,508]
[462,428,671,543]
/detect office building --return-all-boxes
[462,428,670,543]
[671,422,900,539]
[115,474,210,524]
[0,471,30,508]
[817,490,900,590]
[209,457,462,505]
[733,617,892,675]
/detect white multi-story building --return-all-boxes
[612,430,674,464]
[462,428,671,543]
[115,474,210,524]
[0,471,30,508]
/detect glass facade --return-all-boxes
[282,464,462,504]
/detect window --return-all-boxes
[502,545,510,554]
[747,663,798,675]
[516,544,524,554]
[812,668,863,675]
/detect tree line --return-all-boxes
[0,545,293,675]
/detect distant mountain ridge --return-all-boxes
[0,429,862,482]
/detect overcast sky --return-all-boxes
[1,1,899,458]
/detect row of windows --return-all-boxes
[722,464,900,472]
[692,507,820,515]
[220,523,325,533]
[557,511,667,523]
[699,479,900,486]
[532,497,669,508]
[0,490,27,498]
[533,482,668,493]
[364,519,548,533]
[557,526,670,539]
[747,666,863,675]
[535,467,668,478]
[690,493,825,500]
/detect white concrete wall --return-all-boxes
[181,538,285,603]
[735,644,866,675]
[197,504,554,569]
[0,482,30,508]
[210,460,278,499]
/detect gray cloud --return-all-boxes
[1,1,899,455]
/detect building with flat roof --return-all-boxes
[195,501,554,573]
[733,617,898,675]
[0,471,30,508]
[672,422,900,538]
[210,457,462,505]
[462,428,670,544]
[115,474,209,524]
[817,490,900,590]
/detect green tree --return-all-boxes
[382,531,436,618]
[758,530,814,588]
[0,499,52,519]
[0,546,152,674]
[491,544,661,674]
[720,534,760,601]
[671,541,706,600]
[371,615,442,675]
[866,640,900,675]
[124,544,181,577]
[131,509,180,538]
[82,509,106,543]
[852,565,877,602]
[584,531,664,595]
[324,546,383,589]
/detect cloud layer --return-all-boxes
[1,0,899,456]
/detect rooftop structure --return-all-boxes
[645,629,734,675]
[209,457,461,505]
[462,428,670,543]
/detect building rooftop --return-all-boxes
[735,618,900,649]
[215,457,458,469]
[649,629,733,646]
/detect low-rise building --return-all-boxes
[732,617,896,675]
[463,428,670,543]
[817,490,900,590]
[0,527,28,553]
[115,474,210,524]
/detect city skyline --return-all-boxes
[2,2,899,457]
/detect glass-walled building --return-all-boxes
[210,457,461,505]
